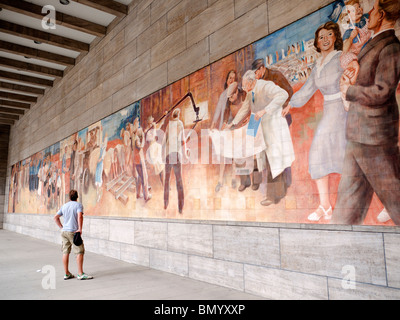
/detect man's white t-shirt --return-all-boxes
[57,201,83,232]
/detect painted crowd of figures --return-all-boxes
[9,0,400,226]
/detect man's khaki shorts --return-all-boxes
[61,231,85,255]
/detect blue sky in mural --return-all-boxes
[78,127,88,145]
[254,3,335,64]
[101,102,140,141]
[44,141,60,158]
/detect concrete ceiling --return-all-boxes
[0,0,133,126]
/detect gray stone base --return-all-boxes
[4,212,400,300]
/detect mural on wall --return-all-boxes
[8,0,400,226]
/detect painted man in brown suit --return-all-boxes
[332,0,400,225]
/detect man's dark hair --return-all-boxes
[251,58,265,71]
[69,190,78,201]
[379,0,400,22]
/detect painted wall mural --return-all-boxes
[8,0,400,226]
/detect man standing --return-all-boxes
[61,146,69,205]
[134,127,152,201]
[229,70,295,206]
[252,58,294,123]
[69,140,77,190]
[54,190,93,280]
[332,0,400,225]
[252,58,294,189]
[163,108,187,213]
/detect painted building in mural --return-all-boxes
[8,0,400,226]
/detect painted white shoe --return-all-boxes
[377,208,391,223]
[308,205,332,221]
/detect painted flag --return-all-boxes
[328,0,346,23]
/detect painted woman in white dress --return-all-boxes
[288,22,348,221]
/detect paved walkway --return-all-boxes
[0,229,264,300]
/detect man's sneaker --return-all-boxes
[77,273,93,280]
[64,273,75,280]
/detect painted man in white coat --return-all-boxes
[229,70,295,206]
